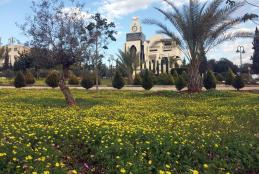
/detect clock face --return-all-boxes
[132,26,138,32]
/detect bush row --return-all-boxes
[13,69,246,91]
[14,71,36,88]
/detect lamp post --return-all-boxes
[236,45,245,69]
[248,66,251,83]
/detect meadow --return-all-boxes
[0,89,258,174]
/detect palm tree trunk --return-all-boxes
[188,59,202,92]
[59,67,76,106]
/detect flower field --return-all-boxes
[0,89,258,174]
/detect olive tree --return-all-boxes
[20,0,95,106]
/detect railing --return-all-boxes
[149,46,160,49]
[163,46,173,50]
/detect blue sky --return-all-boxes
[0,0,258,66]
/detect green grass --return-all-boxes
[0,89,258,174]
[101,78,112,86]
[0,77,13,85]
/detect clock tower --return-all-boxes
[125,17,145,73]
[131,16,142,33]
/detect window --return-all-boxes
[14,48,18,51]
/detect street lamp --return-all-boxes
[236,45,245,69]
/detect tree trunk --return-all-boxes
[59,68,76,106]
[95,68,99,91]
[188,59,202,92]
[95,37,99,91]
[128,73,133,85]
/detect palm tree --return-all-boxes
[144,0,253,92]
[117,50,140,84]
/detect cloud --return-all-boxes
[207,23,256,65]
[61,7,92,20]
[98,0,209,19]
[208,38,254,65]
[160,0,208,10]
[98,0,156,19]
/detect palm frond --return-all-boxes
[143,19,184,49]
[206,31,254,51]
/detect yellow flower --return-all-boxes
[13,157,17,161]
[159,170,165,174]
[32,172,37,174]
[203,164,208,169]
[71,170,77,174]
[43,171,50,174]
[166,164,171,169]
[127,162,133,166]
[165,171,171,174]
[226,172,230,174]
[25,155,33,160]
[192,170,199,174]
[55,162,60,167]
[0,153,7,157]
[120,168,126,173]
[60,162,65,167]
[38,156,46,162]
[148,160,152,165]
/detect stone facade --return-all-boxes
[0,44,30,67]
[125,17,182,74]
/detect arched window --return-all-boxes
[130,45,137,59]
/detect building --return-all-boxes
[0,38,30,67]
[125,17,181,74]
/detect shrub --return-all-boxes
[175,75,186,91]
[14,72,26,88]
[171,70,179,79]
[225,68,235,85]
[203,70,217,90]
[181,71,189,82]
[68,74,79,85]
[38,69,49,78]
[141,69,154,90]
[170,67,188,75]
[133,74,142,85]
[155,74,174,85]
[45,71,60,88]
[215,73,224,82]
[112,71,125,89]
[232,75,245,91]
[81,74,94,90]
[240,73,251,84]
[24,70,35,85]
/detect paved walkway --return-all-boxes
[0,85,258,91]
